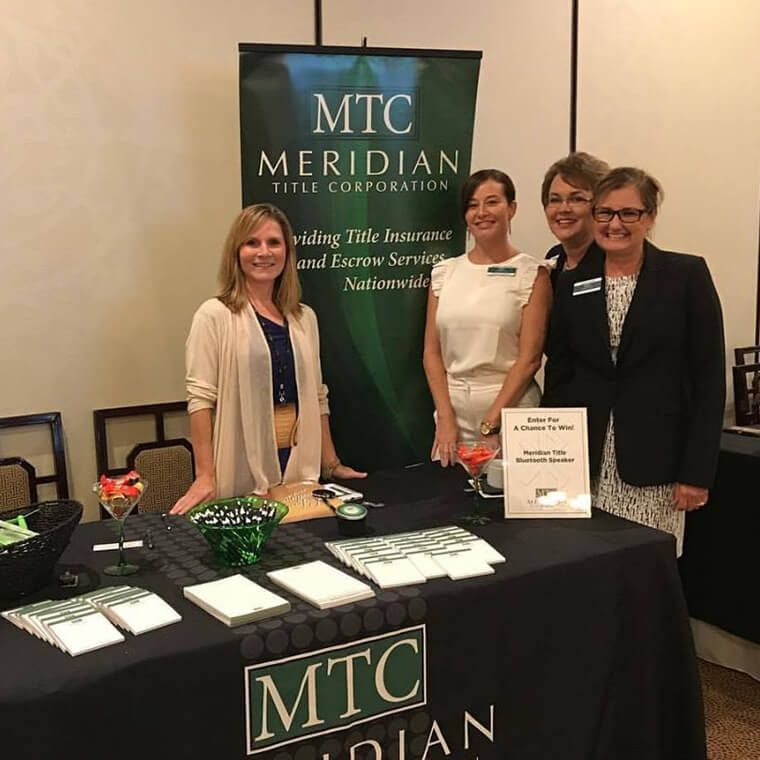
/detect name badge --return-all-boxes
[573,277,602,296]
[487,266,517,276]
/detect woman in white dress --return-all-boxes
[423,169,552,466]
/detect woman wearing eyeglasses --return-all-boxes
[543,167,725,555]
[541,152,609,290]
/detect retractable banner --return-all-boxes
[239,44,481,468]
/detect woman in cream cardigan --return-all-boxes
[171,204,364,514]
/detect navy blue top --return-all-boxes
[255,312,298,474]
[255,312,297,406]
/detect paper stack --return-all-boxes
[82,586,182,634]
[326,526,506,586]
[2,586,182,655]
[267,560,375,609]
[183,574,291,627]
[2,598,125,656]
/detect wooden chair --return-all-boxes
[93,402,194,515]
[0,412,70,513]
[732,362,760,426]
[734,345,760,367]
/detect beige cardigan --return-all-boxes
[186,298,329,497]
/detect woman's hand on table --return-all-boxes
[432,413,459,467]
[332,463,367,479]
[673,483,708,511]
[170,473,216,515]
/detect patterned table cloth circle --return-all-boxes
[340,612,362,637]
[265,629,289,655]
[240,633,265,659]
[315,618,338,643]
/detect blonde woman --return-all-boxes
[171,204,364,514]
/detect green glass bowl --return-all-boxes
[188,496,288,566]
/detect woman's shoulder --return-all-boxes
[432,253,466,272]
[512,252,545,269]
[195,297,230,316]
[647,243,709,275]
[292,302,319,330]
[295,302,316,318]
[430,254,465,293]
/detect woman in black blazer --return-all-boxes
[543,167,725,555]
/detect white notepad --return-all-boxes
[431,550,496,580]
[403,549,448,579]
[363,556,427,588]
[267,560,375,609]
[48,610,125,656]
[106,593,182,634]
[183,574,290,627]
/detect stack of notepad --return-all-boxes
[2,587,182,656]
[82,586,182,635]
[325,526,506,588]
[267,560,375,609]
[183,574,291,627]
[2,598,123,656]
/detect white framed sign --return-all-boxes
[500,408,591,519]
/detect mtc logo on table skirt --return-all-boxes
[245,626,426,754]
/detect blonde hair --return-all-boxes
[217,203,302,316]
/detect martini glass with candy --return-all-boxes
[94,471,146,576]
[455,439,500,526]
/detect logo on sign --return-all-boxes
[245,625,427,754]
[312,90,416,136]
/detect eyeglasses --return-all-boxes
[546,194,592,210]
[592,207,649,223]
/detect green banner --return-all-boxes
[239,44,481,468]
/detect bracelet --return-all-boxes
[321,458,341,480]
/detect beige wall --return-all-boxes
[578,0,760,416]
[323,0,572,259]
[2,1,758,519]
[0,0,313,520]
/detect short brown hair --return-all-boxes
[460,169,516,221]
[593,167,663,214]
[217,204,302,316]
[541,152,610,206]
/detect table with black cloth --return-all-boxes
[680,431,760,643]
[2,465,705,760]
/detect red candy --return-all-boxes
[95,470,145,516]
[457,444,495,476]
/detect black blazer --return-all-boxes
[543,241,725,488]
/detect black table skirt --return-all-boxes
[680,432,760,644]
[1,464,705,760]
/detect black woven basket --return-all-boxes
[0,500,83,599]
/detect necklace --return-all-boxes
[255,311,290,404]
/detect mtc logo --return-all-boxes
[245,625,426,754]
[312,91,416,135]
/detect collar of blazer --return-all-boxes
[559,240,664,368]
[616,240,663,362]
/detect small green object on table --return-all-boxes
[188,497,288,566]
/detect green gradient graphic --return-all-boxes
[240,45,481,468]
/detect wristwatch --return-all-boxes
[480,420,501,436]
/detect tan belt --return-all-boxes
[273,402,298,448]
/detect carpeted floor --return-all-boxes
[700,659,760,759]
